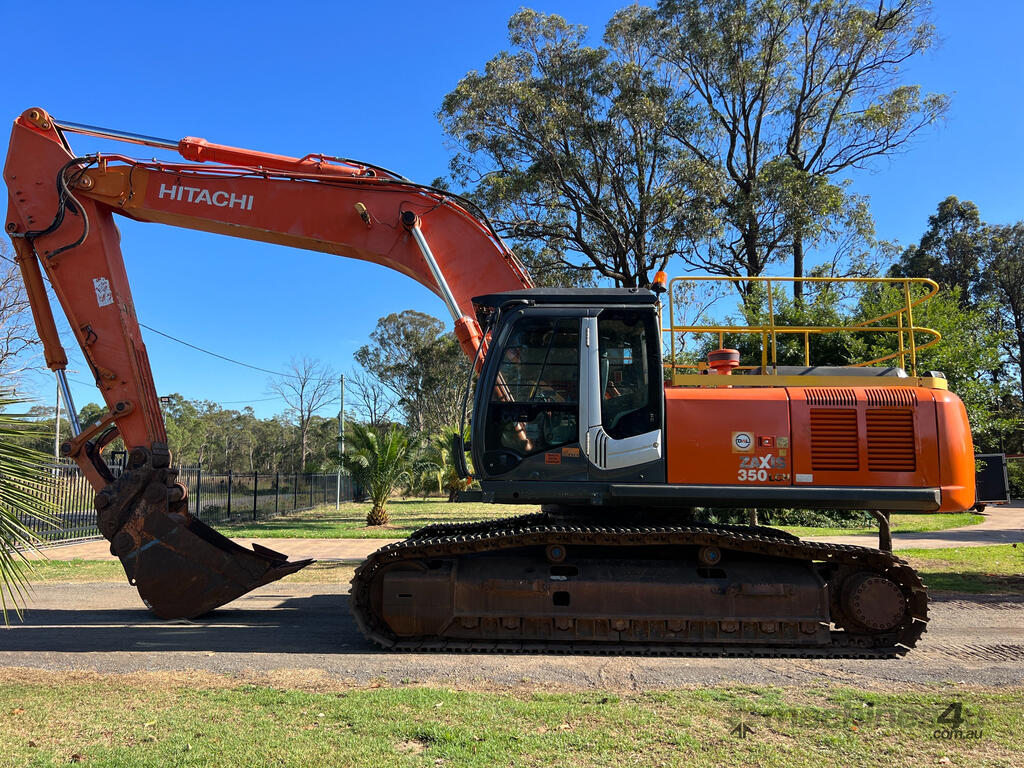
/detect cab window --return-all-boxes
[598,310,659,439]
[485,316,579,460]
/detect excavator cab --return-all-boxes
[470,289,665,490]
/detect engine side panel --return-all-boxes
[664,388,792,486]
[665,385,975,512]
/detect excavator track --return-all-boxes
[350,515,928,658]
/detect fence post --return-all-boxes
[293,472,298,509]
[252,471,259,521]
[309,473,313,508]
[226,468,233,520]
[275,471,280,517]
[195,466,202,520]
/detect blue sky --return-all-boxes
[4,0,1022,420]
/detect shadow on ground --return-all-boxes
[6,589,1023,657]
[1,594,374,655]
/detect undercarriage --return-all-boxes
[350,513,928,657]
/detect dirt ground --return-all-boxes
[1,582,1021,691]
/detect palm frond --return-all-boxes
[0,397,58,622]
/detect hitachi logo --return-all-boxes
[158,184,254,210]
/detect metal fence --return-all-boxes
[180,467,358,527]
[22,461,359,545]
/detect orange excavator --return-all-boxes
[5,108,975,655]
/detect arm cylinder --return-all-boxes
[9,236,68,371]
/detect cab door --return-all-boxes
[580,309,663,475]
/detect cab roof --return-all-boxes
[471,288,657,323]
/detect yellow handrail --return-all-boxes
[665,275,941,379]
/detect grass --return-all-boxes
[24,559,356,585]
[0,675,1020,767]
[780,511,984,538]
[27,545,1023,596]
[215,499,538,539]
[898,544,1024,593]
[20,560,126,583]
[214,500,984,541]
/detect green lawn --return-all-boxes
[898,545,1024,593]
[213,499,982,541]
[23,559,356,586]
[0,676,1019,768]
[215,499,537,539]
[27,545,1022,595]
[21,559,126,583]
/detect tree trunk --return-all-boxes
[793,227,805,304]
[1017,327,1024,412]
[300,419,308,471]
[366,504,389,526]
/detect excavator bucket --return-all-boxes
[119,512,313,620]
[95,447,313,619]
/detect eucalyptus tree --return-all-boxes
[440,9,718,288]
[628,0,948,298]
[268,357,337,471]
[354,311,464,435]
[889,196,986,307]
[984,222,1024,407]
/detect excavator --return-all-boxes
[5,107,975,656]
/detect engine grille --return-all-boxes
[806,388,857,407]
[865,388,919,407]
[866,409,917,472]
[809,409,859,471]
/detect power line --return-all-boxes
[67,376,341,410]
[217,395,288,404]
[138,322,299,379]
[67,377,287,406]
[5,250,312,384]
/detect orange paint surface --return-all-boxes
[665,384,975,512]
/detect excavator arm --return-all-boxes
[4,107,531,618]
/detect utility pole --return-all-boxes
[54,373,61,461]
[336,374,345,509]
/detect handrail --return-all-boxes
[665,275,941,379]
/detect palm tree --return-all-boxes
[342,422,411,526]
[0,397,55,621]
[411,428,470,502]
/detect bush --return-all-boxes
[1008,459,1024,500]
[699,507,875,529]
[201,504,225,521]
